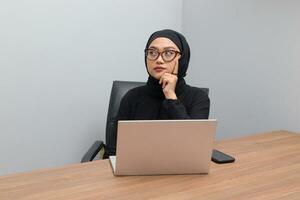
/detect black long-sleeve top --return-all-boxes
[106,77,210,156]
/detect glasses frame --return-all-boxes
[144,48,181,62]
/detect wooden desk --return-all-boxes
[1,131,299,199]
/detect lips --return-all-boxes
[154,66,166,71]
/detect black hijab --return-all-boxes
[145,29,190,78]
[144,29,191,98]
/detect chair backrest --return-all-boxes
[105,81,145,147]
[105,80,209,153]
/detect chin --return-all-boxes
[149,72,161,80]
[153,74,163,80]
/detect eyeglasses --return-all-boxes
[145,48,181,62]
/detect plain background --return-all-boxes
[0,0,299,175]
[183,0,300,138]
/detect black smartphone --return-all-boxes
[211,149,235,164]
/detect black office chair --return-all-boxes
[81,81,145,162]
[81,80,209,162]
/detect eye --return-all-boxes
[148,50,157,56]
[164,51,175,57]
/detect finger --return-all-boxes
[162,79,168,89]
[163,73,172,79]
[162,76,168,88]
[165,73,176,83]
[161,78,165,88]
[172,61,178,75]
[159,73,166,84]
[159,75,163,84]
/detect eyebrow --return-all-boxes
[148,46,177,50]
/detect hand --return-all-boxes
[159,73,178,99]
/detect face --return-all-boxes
[146,37,181,80]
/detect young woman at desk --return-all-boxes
[106,29,210,156]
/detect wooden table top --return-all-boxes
[0,130,299,200]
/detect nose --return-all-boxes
[156,54,164,64]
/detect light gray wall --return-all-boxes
[1,0,299,176]
[182,0,300,139]
[0,0,182,175]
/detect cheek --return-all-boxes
[167,61,176,71]
[146,60,155,70]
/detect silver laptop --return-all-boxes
[109,119,217,176]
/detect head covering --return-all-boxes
[144,29,190,79]
[144,29,190,98]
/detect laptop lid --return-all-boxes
[110,119,217,176]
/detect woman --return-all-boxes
[106,29,210,156]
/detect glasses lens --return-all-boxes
[162,50,176,62]
[146,49,158,60]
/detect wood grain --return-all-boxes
[0,130,299,200]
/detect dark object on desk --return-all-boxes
[211,149,235,164]
[81,80,209,162]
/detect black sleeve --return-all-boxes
[105,92,132,156]
[161,89,210,119]
[117,93,132,121]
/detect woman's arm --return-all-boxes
[105,92,131,156]
[161,89,210,119]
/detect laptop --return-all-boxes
[109,119,217,176]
